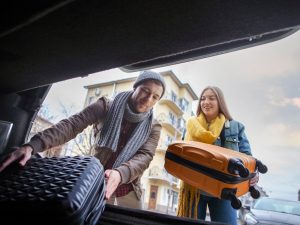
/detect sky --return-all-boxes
[44,30,300,201]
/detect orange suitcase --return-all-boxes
[164,141,267,209]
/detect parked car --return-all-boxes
[240,197,300,225]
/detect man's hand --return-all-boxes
[104,169,121,200]
[249,172,259,186]
[0,145,33,172]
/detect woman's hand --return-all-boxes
[0,145,33,172]
[249,172,259,186]
[104,169,121,200]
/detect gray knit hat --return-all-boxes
[133,71,166,98]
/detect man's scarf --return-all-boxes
[97,91,153,168]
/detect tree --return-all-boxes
[58,101,95,156]
[30,105,63,157]
[72,125,95,156]
[37,104,57,122]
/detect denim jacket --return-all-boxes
[213,120,252,156]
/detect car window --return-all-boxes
[254,198,300,216]
[30,30,300,220]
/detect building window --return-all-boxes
[166,135,173,146]
[168,112,176,126]
[177,118,185,131]
[179,98,189,112]
[95,88,101,96]
[171,91,177,103]
[88,96,95,105]
[172,191,178,207]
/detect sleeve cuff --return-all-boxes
[114,166,131,184]
[23,138,44,154]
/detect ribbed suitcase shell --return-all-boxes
[164,141,257,200]
[0,156,105,225]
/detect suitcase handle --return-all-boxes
[172,142,220,158]
[179,144,216,160]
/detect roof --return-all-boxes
[84,71,198,100]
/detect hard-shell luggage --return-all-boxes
[164,141,267,209]
[0,155,106,225]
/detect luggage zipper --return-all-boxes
[165,151,251,184]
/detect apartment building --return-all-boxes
[84,71,198,214]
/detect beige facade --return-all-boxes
[84,71,198,214]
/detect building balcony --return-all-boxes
[148,166,172,184]
[156,113,183,138]
[159,93,184,116]
[156,140,174,152]
[156,142,168,152]
[171,176,180,188]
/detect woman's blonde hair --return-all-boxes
[196,86,233,120]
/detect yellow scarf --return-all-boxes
[177,113,226,218]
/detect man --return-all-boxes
[0,70,166,209]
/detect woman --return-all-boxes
[177,86,259,225]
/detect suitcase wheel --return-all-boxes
[238,166,249,178]
[229,193,242,209]
[249,186,260,199]
[228,158,249,178]
[221,188,242,209]
[256,160,268,174]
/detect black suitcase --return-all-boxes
[0,155,106,225]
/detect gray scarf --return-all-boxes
[98,91,153,168]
